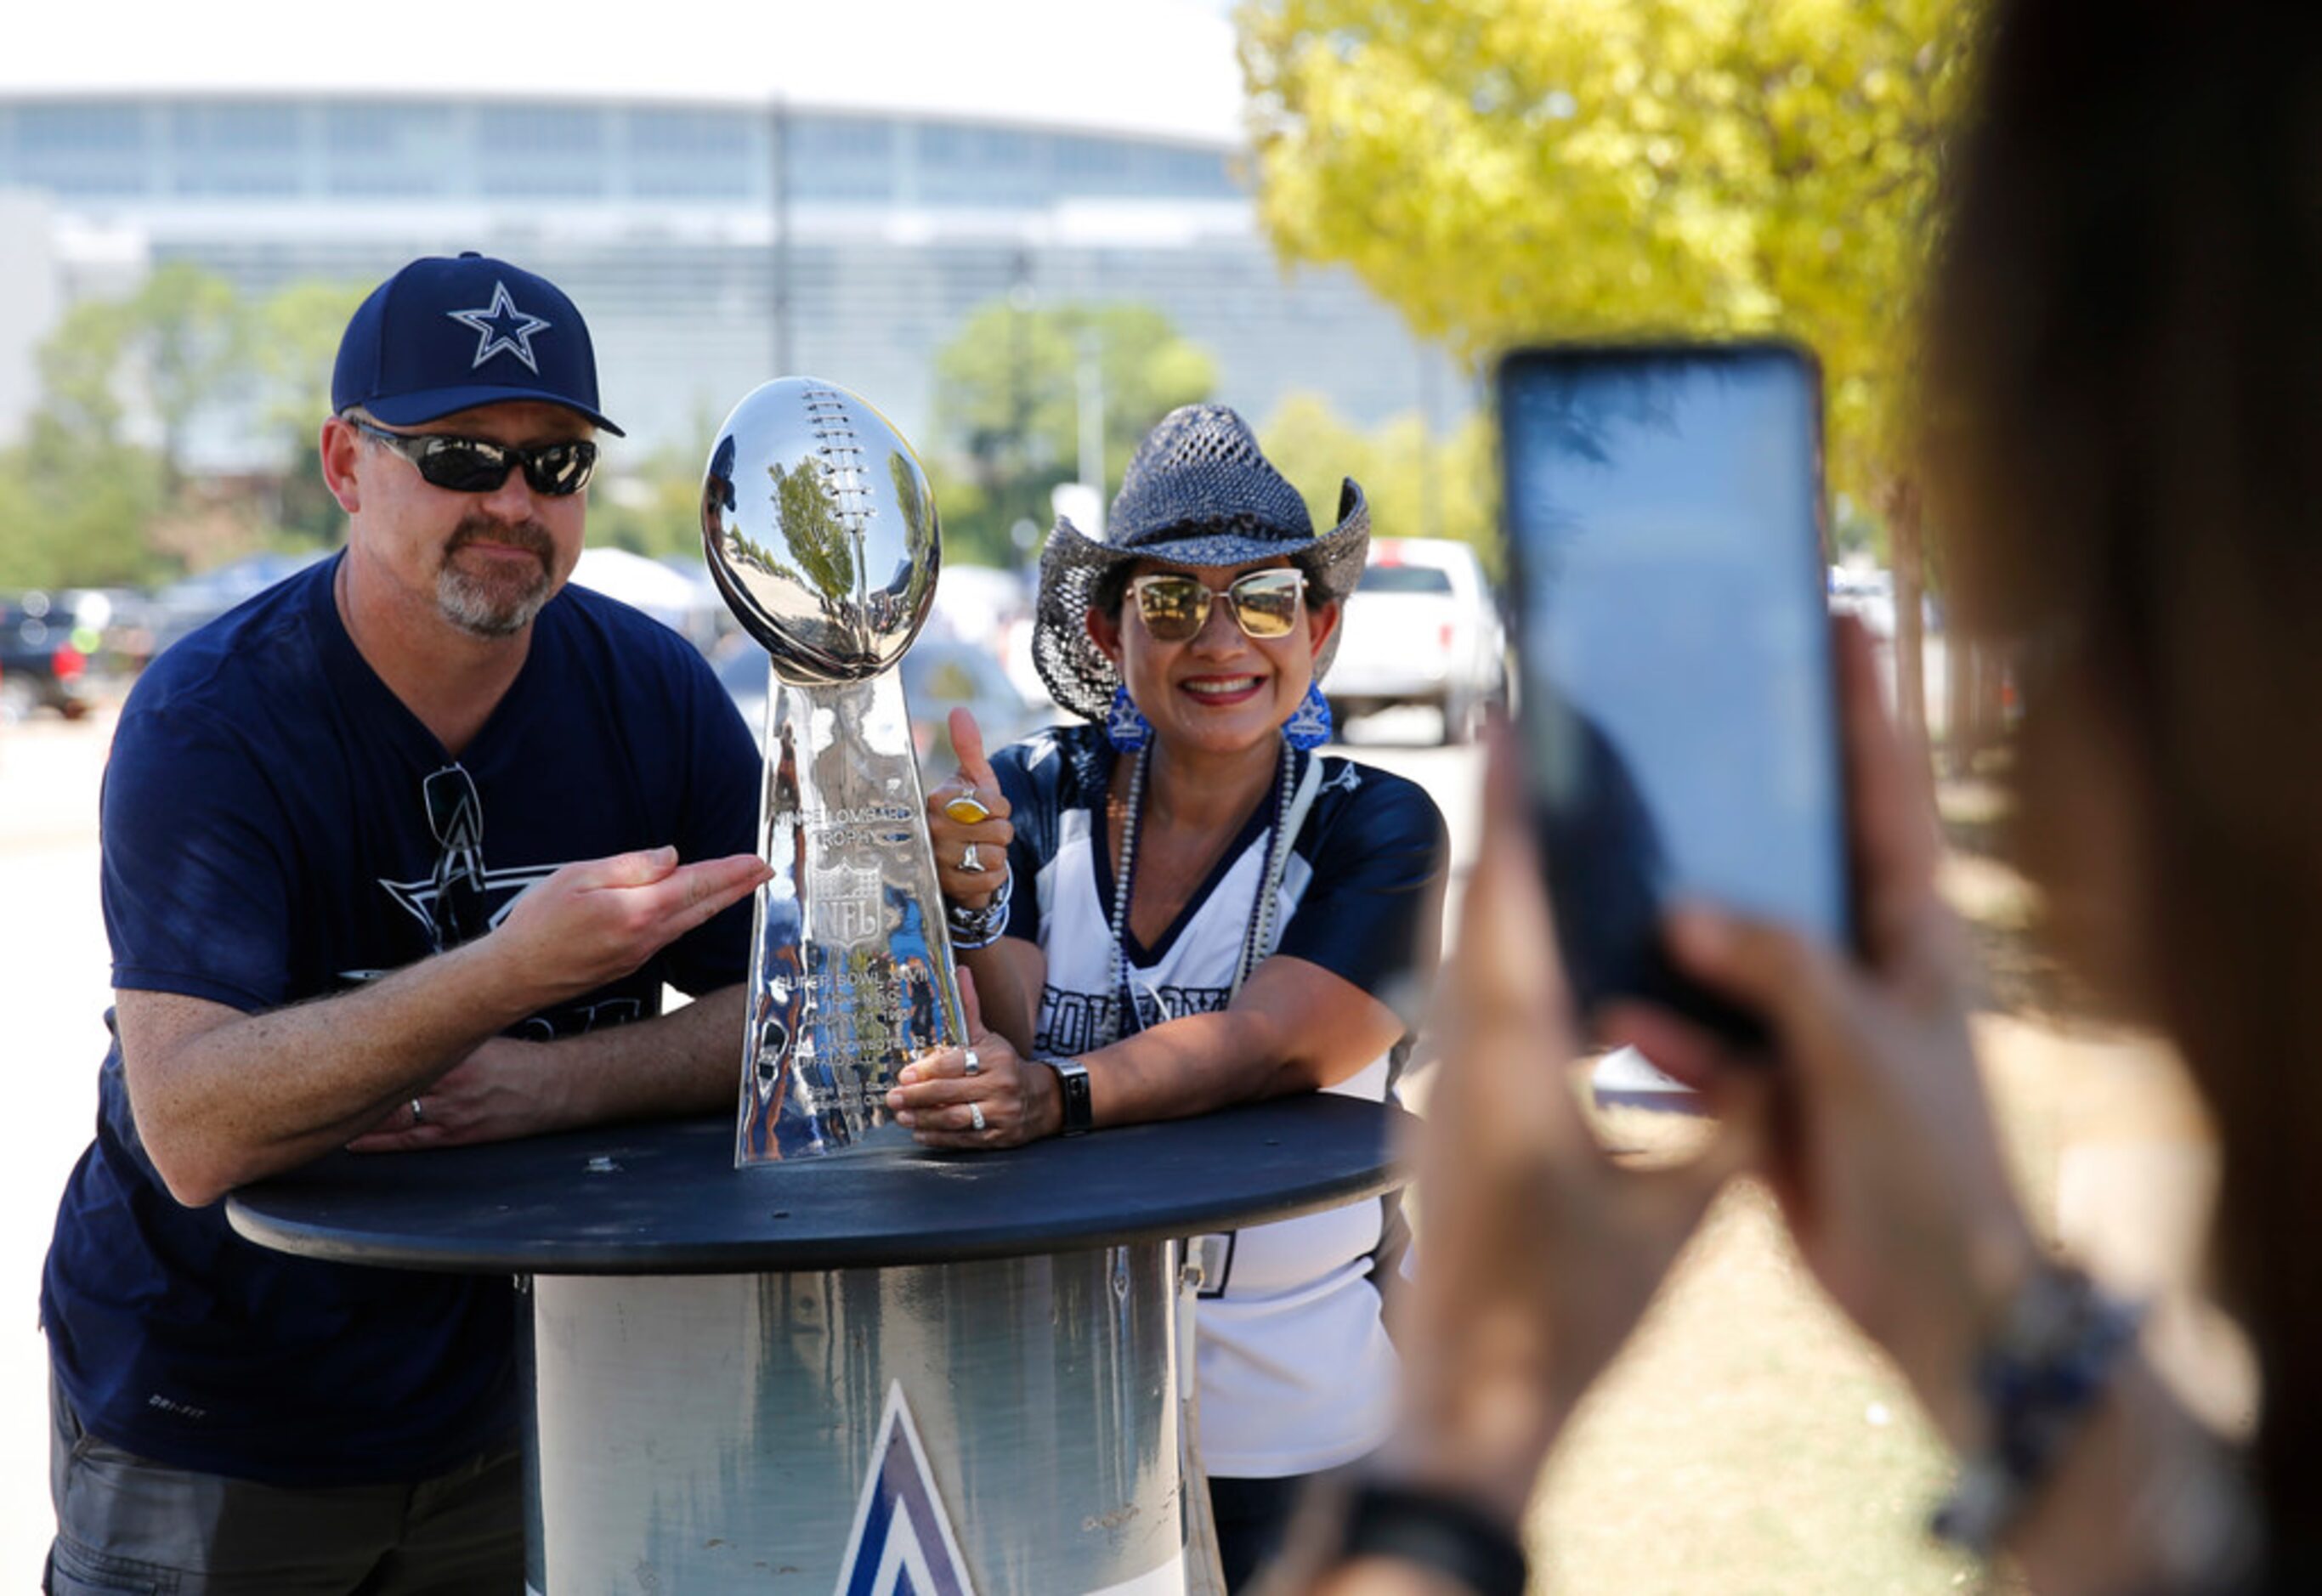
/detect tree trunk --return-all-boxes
[1886,475,1932,772]
[1946,633,1976,778]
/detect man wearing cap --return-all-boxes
[37,253,771,1592]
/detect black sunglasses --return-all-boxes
[422,764,490,951]
[349,416,597,497]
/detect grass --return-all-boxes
[1485,772,2227,1592]
[1533,1182,1992,1593]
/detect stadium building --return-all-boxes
[0,0,1464,471]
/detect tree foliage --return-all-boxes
[251,280,370,545]
[0,269,371,590]
[132,263,250,485]
[1257,393,1500,574]
[1237,0,1981,509]
[929,301,1218,567]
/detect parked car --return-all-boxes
[1325,538,1507,744]
[1827,566,1898,638]
[0,592,99,722]
[714,637,1043,773]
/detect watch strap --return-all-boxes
[1336,1481,1529,1596]
[1046,1056,1094,1136]
[1337,1486,1532,1596]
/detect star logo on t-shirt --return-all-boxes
[446,281,552,373]
[377,863,564,949]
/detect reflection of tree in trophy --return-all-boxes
[724,529,807,589]
[885,450,940,631]
[887,450,933,546]
[768,459,856,611]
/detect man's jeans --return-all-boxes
[46,1372,523,1595]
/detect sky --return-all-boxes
[3,0,1249,144]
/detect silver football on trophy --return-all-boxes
[701,377,943,687]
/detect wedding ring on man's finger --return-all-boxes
[960,842,987,873]
[963,1047,982,1076]
[969,1102,987,1132]
[410,1098,426,1126]
[944,792,992,825]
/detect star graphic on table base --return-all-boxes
[834,1382,977,1596]
[446,280,552,373]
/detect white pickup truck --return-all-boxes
[1325,537,1507,744]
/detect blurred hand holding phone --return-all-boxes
[1496,342,1849,1044]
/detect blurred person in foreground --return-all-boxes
[38,253,770,1593]
[902,404,1449,1589]
[1268,1,2310,1590]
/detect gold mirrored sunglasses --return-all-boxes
[1125,569,1305,643]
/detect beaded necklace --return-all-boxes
[1106,738,1300,1044]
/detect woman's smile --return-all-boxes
[1179,673,1267,705]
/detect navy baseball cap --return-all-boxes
[332,252,624,435]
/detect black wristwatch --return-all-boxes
[1044,1056,1093,1136]
[1334,1481,1529,1596]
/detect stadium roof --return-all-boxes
[3,0,1247,146]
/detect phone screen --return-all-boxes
[1498,342,1847,1036]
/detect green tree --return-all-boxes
[0,271,384,588]
[930,301,1218,565]
[0,416,170,590]
[0,265,260,587]
[2,297,172,588]
[131,262,250,490]
[1257,392,1501,574]
[32,297,137,448]
[1237,0,1981,744]
[592,442,716,561]
[770,459,856,606]
[252,279,369,545]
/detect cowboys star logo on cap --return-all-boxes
[446,281,552,374]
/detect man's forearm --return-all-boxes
[122,937,559,1206]
[127,845,774,1207]
[523,984,745,1127]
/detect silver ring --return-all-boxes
[960,842,986,874]
[963,1047,982,1076]
[968,1102,987,1131]
[410,1098,426,1126]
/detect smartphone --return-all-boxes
[1496,342,1849,1043]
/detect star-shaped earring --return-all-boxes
[447,281,552,373]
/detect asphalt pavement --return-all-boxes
[0,711,116,1582]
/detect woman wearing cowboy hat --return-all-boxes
[890,404,1451,1588]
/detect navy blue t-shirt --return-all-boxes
[994,724,1447,1050]
[40,554,759,1486]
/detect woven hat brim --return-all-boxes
[1032,480,1372,722]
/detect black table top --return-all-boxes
[226,1095,1411,1276]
